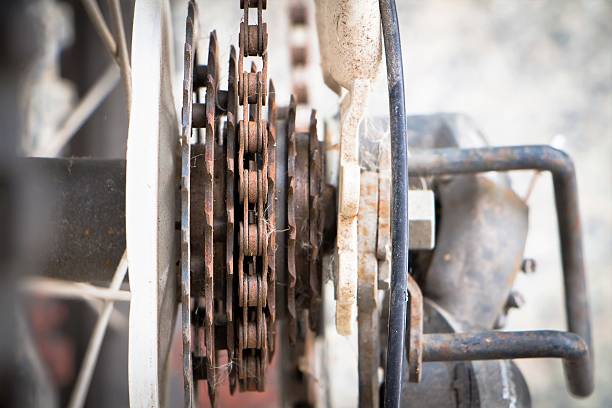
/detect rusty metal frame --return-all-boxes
[420,329,591,398]
[408,145,593,398]
[421,330,589,388]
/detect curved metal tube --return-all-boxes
[409,145,593,397]
[422,331,591,397]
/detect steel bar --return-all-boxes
[421,330,591,397]
[107,0,132,112]
[67,250,128,408]
[409,145,593,397]
[32,65,120,157]
[379,0,410,406]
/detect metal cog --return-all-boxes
[180,0,326,404]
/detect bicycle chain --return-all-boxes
[288,0,310,106]
[181,1,325,405]
[236,0,270,392]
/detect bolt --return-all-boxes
[505,290,525,310]
[521,258,537,274]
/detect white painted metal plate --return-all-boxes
[126,0,179,406]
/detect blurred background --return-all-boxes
[1,0,610,407]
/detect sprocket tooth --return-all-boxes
[308,110,323,330]
[204,68,217,404]
[286,96,298,344]
[226,45,238,364]
[208,31,220,90]
[180,2,198,406]
[267,80,277,359]
[183,0,285,400]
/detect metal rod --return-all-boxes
[409,145,593,397]
[107,0,132,113]
[422,331,588,361]
[81,0,118,57]
[21,277,131,302]
[379,0,409,406]
[422,330,591,397]
[524,135,565,202]
[68,250,128,408]
[32,65,120,157]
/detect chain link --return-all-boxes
[236,0,272,391]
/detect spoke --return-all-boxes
[21,277,131,302]
[107,0,132,112]
[32,64,119,157]
[81,0,117,58]
[67,250,128,408]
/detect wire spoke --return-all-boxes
[81,0,117,57]
[21,277,131,302]
[107,0,132,112]
[32,64,119,157]
[67,250,128,408]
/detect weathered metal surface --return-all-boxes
[294,131,311,330]
[226,45,239,377]
[401,300,480,408]
[206,33,221,400]
[407,190,435,250]
[267,81,278,357]
[406,275,423,383]
[470,360,531,408]
[357,171,380,408]
[409,145,593,397]
[274,106,289,324]
[315,0,383,336]
[179,0,326,402]
[424,174,528,329]
[182,6,231,403]
[401,300,532,408]
[291,112,325,337]
[334,84,363,335]
[180,1,196,408]
[315,0,382,93]
[308,111,324,330]
[359,120,435,252]
[286,97,298,343]
[21,158,125,284]
[180,2,197,406]
[277,105,326,408]
[236,1,271,392]
[422,330,589,363]
[422,329,591,397]
[182,0,274,399]
[353,116,435,406]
